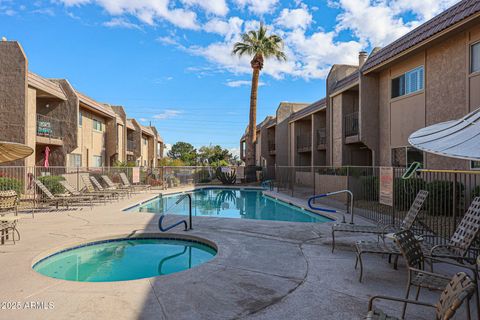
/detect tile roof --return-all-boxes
[290,98,326,122]
[331,70,359,94]
[363,0,480,71]
[140,125,155,137]
[126,119,135,130]
[27,72,67,100]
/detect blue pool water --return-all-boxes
[134,188,332,223]
[33,238,216,282]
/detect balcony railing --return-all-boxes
[344,112,359,137]
[268,142,276,152]
[316,128,326,146]
[36,114,62,140]
[296,134,312,152]
[127,140,135,152]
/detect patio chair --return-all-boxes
[59,180,109,204]
[366,272,475,320]
[0,190,20,244]
[332,190,428,252]
[34,179,93,209]
[80,175,118,200]
[89,176,122,200]
[119,172,151,191]
[101,175,131,195]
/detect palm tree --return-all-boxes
[233,24,286,181]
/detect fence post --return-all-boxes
[452,172,457,227]
[346,166,350,214]
[291,167,294,197]
[392,168,397,226]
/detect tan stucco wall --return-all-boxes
[331,95,343,166]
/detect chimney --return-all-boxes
[1,37,7,42]
[359,51,367,67]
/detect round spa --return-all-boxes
[33,237,217,282]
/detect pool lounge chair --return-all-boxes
[59,180,109,204]
[332,190,428,252]
[100,175,131,197]
[119,172,151,191]
[34,179,93,209]
[366,272,475,320]
[0,190,20,244]
[80,175,118,201]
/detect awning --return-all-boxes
[408,107,480,161]
[0,141,34,163]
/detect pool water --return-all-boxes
[135,188,332,223]
[33,238,216,282]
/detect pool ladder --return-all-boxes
[308,190,354,224]
[158,194,193,232]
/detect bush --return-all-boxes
[39,175,65,194]
[394,178,426,211]
[425,180,465,216]
[472,186,480,199]
[359,176,379,201]
[0,177,23,194]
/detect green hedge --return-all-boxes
[39,175,65,194]
[0,177,23,194]
[472,186,480,199]
[425,180,464,216]
[393,178,426,211]
[359,176,379,201]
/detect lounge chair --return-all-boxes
[89,176,123,199]
[0,190,20,244]
[366,272,475,320]
[34,179,93,209]
[59,180,109,204]
[332,190,428,252]
[119,172,151,191]
[101,175,131,197]
[80,175,118,200]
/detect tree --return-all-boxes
[167,142,197,165]
[198,145,234,166]
[232,24,286,181]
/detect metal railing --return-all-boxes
[270,165,480,249]
[127,140,135,152]
[296,134,312,151]
[316,128,326,146]
[268,142,276,152]
[36,114,62,140]
[344,112,359,137]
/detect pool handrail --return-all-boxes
[308,190,354,224]
[158,193,193,232]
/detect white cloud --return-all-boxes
[163,143,172,157]
[275,6,312,30]
[225,80,265,87]
[203,17,243,41]
[233,0,279,15]
[103,17,141,30]
[229,147,240,159]
[181,0,228,16]
[153,109,183,120]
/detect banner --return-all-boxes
[132,167,140,183]
[379,167,394,207]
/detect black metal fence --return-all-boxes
[344,112,359,137]
[271,166,480,246]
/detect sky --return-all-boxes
[0,0,460,157]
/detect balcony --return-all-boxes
[316,128,326,150]
[296,134,312,153]
[36,114,63,145]
[127,140,135,153]
[268,142,276,155]
[344,112,359,141]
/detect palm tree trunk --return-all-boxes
[245,67,260,181]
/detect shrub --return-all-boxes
[472,186,480,199]
[216,167,236,185]
[0,177,23,194]
[39,175,65,194]
[393,178,426,211]
[359,176,379,201]
[425,180,465,216]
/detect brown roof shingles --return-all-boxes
[290,98,326,122]
[362,0,480,71]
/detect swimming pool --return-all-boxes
[33,237,216,282]
[132,188,332,223]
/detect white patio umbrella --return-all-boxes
[0,141,34,164]
[408,107,480,161]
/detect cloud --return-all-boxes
[181,0,228,16]
[275,6,312,30]
[153,109,183,120]
[233,0,279,15]
[229,147,240,159]
[103,17,141,30]
[225,80,265,87]
[163,143,172,157]
[203,17,243,41]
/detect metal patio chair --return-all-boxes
[119,172,151,192]
[101,175,131,197]
[89,176,122,200]
[80,175,118,201]
[366,272,475,320]
[33,179,93,209]
[59,180,108,204]
[0,190,20,244]
[332,190,428,252]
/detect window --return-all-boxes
[143,138,147,146]
[93,119,103,131]
[392,147,424,168]
[391,66,424,98]
[471,161,480,170]
[471,42,480,73]
[69,154,82,167]
[93,155,103,167]
[79,111,83,126]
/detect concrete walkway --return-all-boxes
[0,188,473,319]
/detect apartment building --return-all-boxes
[0,40,164,168]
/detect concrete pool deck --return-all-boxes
[0,187,474,319]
